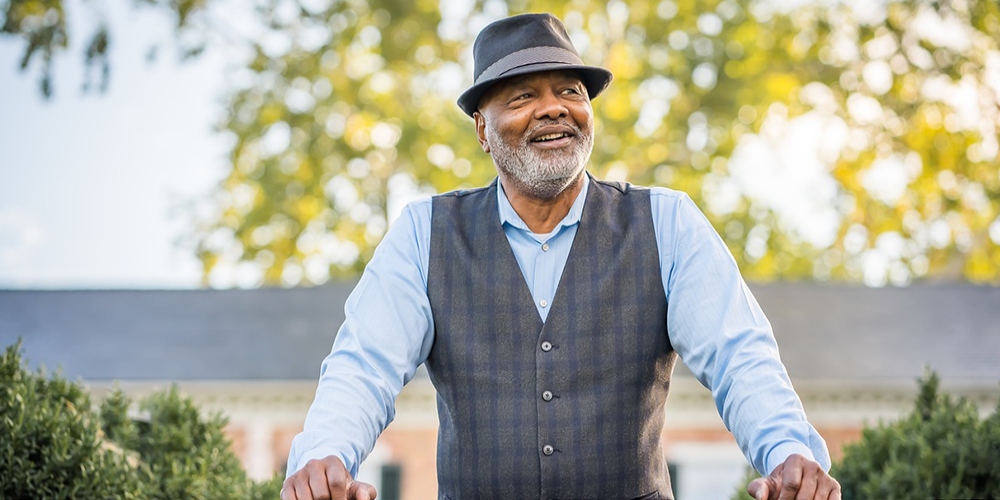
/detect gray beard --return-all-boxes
[487,121,594,200]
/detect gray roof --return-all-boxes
[3,283,999,383]
[4,287,351,380]
[753,283,1000,383]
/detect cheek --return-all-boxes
[570,106,594,131]
[495,117,530,142]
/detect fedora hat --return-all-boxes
[456,13,613,117]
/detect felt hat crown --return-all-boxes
[456,13,613,117]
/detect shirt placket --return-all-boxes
[532,237,556,321]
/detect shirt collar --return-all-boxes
[497,172,590,234]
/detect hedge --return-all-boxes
[1,341,283,499]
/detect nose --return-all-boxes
[533,89,569,120]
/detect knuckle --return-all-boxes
[783,478,801,492]
[290,472,308,486]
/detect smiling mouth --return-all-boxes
[531,132,573,143]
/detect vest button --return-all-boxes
[542,390,553,401]
[542,445,554,456]
[540,341,553,352]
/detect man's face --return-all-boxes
[474,70,595,200]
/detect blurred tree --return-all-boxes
[1,0,215,96]
[196,0,1000,287]
[5,0,999,285]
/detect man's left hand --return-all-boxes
[746,453,840,500]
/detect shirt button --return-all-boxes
[541,341,553,352]
[539,299,548,308]
[542,391,553,401]
[542,243,550,252]
[542,445,554,456]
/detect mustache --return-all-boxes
[522,120,584,142]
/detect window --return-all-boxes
[379,464,402,500]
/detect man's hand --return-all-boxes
[747,453,840,500]
[281,455,377,500]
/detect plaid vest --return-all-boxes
[426,177,676,500]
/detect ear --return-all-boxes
[474,111,491,153]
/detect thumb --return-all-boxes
[349,480,378,500]
[747,477,770,500]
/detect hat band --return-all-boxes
[476,46,583,83]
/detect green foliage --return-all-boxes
[100,386,269,500]
[730,371,1000,499]
[0,341,283,499]
[249,475,285,500]
[0,340,146,499]
[834,371,1000,499]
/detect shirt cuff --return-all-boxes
[764,441,819,475]
[287,448,354,478]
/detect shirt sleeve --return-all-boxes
[650,188,832,475]
[285,198,435,478]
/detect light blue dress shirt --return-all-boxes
[287,174,831,479]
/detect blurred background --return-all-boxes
[2,0,999,498]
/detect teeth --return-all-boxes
[534,132,568,142]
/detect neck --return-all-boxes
[500,172,586,234]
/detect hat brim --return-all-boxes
[457,63,613,117]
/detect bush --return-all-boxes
[731,371,1000,499]
[836,371,1000,499]
[0,341,283,499]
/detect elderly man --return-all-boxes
[282,12,840,500]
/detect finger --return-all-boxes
[325,463,349,500]
[793,469,818,500]
[307,465,333,500]
[280,481,296,500]
[777,458,804,500]
[827,481,842,500]
[813,481,833,500]
[350,481,378,500]
[292,476,315,500]
[747,477,770,500]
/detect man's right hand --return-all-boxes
[281,456,378,500]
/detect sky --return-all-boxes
[0,1,232,289]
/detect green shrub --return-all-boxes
[0,341,283,499]
[731,371,1000,499]
[835,371,1000,499]
[1,341,145,499]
